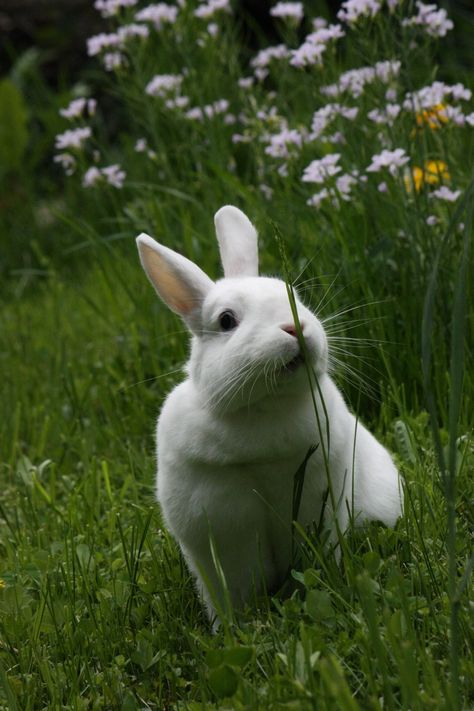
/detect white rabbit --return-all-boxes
[136,205,403,625]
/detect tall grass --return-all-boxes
[1,0,473,708]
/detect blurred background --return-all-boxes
[1,0,473,281]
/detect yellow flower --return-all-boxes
[0,579,5,590]
[415,103,448,130]
[405,160,450,193]
[424,160,450,184]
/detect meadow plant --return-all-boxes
[0,0,473,708]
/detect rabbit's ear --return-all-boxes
[214,205,259,278]
[137,233,213,332]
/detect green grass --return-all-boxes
[1,1,474,708]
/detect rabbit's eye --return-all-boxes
[219,310,238,331]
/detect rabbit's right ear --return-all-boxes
[136,233,213,332]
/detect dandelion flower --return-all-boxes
[424,160,450,184]
[415,103,448,129]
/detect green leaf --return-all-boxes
[363,551,381,576]
[0,79,28,175]
[305,590,335,623]
[208,664,238,698]
[206,646,253,669]
[394,420,416,464]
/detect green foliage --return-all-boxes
[0,79,28,177]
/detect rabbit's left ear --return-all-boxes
[214,205,259,278]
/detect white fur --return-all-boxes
[136,206,403,624]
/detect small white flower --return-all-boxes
[378,181,388,193]
[54,153,76,175]
[145,74,183,97]
[307,188,329,207]
[337,0,382,25]
[290,24,344,68]
[87,32,121,56]
[426,215,438,226]
[401,1,454,38]
[194,0,231,19]
[207,22,219,36]
[430,186,461,202]
[451,83,472,101]
[101,164,126,188]
[321,60,400,99]
[367,148,409,176]
[251,44,290,70]
[367,103,400,126]
[327,131,345,145]
[55,127,92,150]
[83,167,102,187]
[118,23,150,41]
[165,95,190,109]
[60,98,86,119]
[135,3,179,28]
[238,77,254,89]
[270,2,304,22]
[259,184,273,200]
[312,17,328,29]
[302,154,342,183]
[232,133,251,143]
[264,128,304,159]
[135,138,148,152]
[335,173,357,199]
[104,52,125,71]
[60,97,97,120]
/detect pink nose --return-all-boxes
[281,323,304,338]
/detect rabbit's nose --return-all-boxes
[281,322,304,338]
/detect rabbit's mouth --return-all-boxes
[282,352,305,373]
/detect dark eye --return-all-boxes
[218,310,238,331]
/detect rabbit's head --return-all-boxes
[137,206,328,413]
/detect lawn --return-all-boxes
[0,0,473,708]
